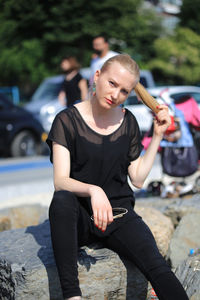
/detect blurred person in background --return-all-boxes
[90,34,119,78]
[58,56,88,107]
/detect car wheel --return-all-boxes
[11,131,39,157]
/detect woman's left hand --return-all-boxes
[153,104,171,136]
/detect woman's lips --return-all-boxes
[105,98,113,105]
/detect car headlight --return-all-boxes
[40,105,56,116]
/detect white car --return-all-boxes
[25,69,155,132]
[124,85,200,135]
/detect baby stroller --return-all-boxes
[142,92,199,198]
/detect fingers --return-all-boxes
[107,209,114,225]
[157,104,168,111]
[93,209,98,227]
[101,211,108,232]
[156,105,171,125]
[94,207,113,232]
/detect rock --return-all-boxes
[0,220,150,300]
[135,193,200,227]
[0,217,11,232]
[135,206,174,256]
[190,293,200,300]
[167,212,200,268]
[175,253,200,299]
[0,205,48,230]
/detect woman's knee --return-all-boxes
[49,190,79,218]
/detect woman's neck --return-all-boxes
[90,97,116,118]
[65,70,78,81]
[87,98,123,129]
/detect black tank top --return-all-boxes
[61,73,83,107]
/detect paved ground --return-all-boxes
[0,154,199,210]
[0,156,53,209]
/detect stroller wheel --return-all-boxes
[147,181,163,197]
[194,176,200,193]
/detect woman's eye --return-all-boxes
[109,81,114,86]
[122,89,128,95]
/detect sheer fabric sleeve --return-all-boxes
[127,111,143,162]
[46,109,75,163]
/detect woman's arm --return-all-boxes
[128,105,171,188]
[58,91,67,106]
[53,142,113,230]
[78,78,88,101]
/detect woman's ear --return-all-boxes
[94,69,101,83]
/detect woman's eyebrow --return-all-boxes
[109,77,131,93]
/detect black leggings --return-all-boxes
[49,191,189,300]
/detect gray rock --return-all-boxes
[135,193,200,227]
[175,252,200,299]
[0,205,48,230]
[167,212,200,268]
[0,220,149,300]
[190,293,200,300]
[0,217,11,232]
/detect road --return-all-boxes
[0,154,164,208]
[0,156,54,208]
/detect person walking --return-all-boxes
[90,34,118,77]
[58,56,88,107]
[47,54,189,300]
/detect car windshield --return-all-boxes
[31,80,63,102]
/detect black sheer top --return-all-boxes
[46,106,143,209]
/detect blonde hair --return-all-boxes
[101,54,140,85]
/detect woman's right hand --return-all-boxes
[89,186,113,232]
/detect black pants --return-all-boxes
[49,191,189,300]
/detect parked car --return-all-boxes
[0,86,20,105]
[124,85,200,135]
[0,93,47,157]
[25,69,155,132]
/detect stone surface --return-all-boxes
[0,217,11,232]
[0,220,150,300]
[135,193,200,227]
[135,206,174,257]
[0,205,48,230]
[175,252,200,299]
[190,293,200,300]
[0,204,175,299]
[167,212,200,268]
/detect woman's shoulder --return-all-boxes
[54,106,77,123]
[124,108,138,123]
[73,101,88,114]
[74,72,83,82]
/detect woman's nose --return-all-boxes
[111,89,120,100]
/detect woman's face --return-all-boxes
[60,59,71,72]
[94,62,137,109]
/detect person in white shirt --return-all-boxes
[90,34,119,78]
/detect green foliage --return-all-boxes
[148,28,200,85]
[0,40,49,86]
[0,0,162,91]
[179,0,200,35]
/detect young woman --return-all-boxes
[58,56,88,107]
[47,54,189,300]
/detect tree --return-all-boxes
[148,28,200,85]
[179,0,200,35]
[0,0,162,91]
